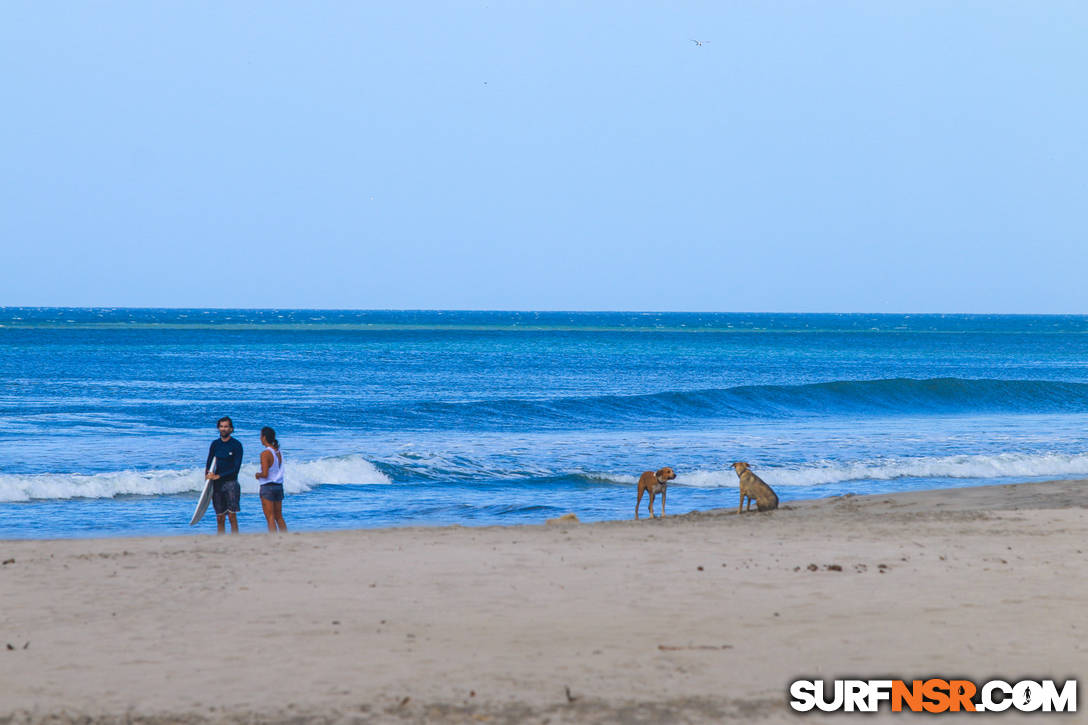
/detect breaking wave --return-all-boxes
[362,378,1088,429]
[671,452,1088,489]
[0,454,390,502]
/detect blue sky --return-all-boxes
[2,1,1085,312]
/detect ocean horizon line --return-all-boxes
[4,305,1088,317]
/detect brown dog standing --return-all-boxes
[635,467,676,519]
[732,461,778,513]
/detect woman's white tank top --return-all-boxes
[257,446,284,485]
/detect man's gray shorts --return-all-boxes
[212,480,241,515]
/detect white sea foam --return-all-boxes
[0,454,390,502]
[581,471,639,485]
[664,452,1088,489]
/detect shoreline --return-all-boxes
[2,479,1085,723]
[4,476,1086,543]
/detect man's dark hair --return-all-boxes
[218,416,233,427]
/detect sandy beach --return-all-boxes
[2,480,1085,724]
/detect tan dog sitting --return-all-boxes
[732,461,779,513]
[635,467,676,519]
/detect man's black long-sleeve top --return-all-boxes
[206,437,243,483]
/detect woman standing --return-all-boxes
[255,426,288,533]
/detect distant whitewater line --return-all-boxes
[6,308,1088,333]
[0,455,390,503]
[6,451,1088,502]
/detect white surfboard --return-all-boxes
[189,459,216,525]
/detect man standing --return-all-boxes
[205,416,243,534]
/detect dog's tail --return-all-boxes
[756,488,779,511]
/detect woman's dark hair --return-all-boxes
[261,426,279,450]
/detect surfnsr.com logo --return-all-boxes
[789,679,1077,713]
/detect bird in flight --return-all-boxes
[690,39,710,47]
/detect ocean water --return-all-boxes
[3,308,1088,539]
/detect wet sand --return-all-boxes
[2,480,1086,723]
